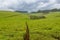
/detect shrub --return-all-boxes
[30,15,46,20]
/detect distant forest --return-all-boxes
[15,8,60,13]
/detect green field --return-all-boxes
[0,11,60,40]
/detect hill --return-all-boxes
[0,11,60,40]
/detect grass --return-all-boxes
[0,11,60,40]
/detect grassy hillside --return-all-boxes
[0,11,60,40]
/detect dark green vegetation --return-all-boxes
[0,11,60,40]
[16,8,60,13]
[29,15,46,20]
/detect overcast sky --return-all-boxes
[0,0,60,12]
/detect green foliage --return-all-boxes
[0,11,60,40]
[29,15,46,20]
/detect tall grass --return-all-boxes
[0,11,60,40]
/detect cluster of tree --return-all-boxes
[15,11,27,13]
[15,8,60,13]
[30,15,46,20]
[36,8,60,13]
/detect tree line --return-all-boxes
[15,8,60,13]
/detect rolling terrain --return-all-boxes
[0,11,60,40]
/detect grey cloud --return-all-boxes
[0,0,60,12]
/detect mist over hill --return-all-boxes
[15,8,60,13]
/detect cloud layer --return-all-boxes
[0,0,60,12]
